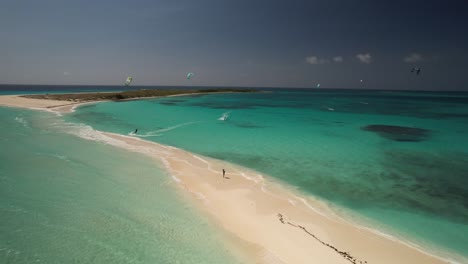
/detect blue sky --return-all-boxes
[1,0,467,90]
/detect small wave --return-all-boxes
[14,117,29,128]
[55,122,128,149]
[55,155,68,160]
[287,199,298,206]
[218,112,231,121]
[291,194,337,220]
[35,152,70,162]
[238,171,264,184]
[171,174,182,183]
[160,157,171,168]
[137,134,163,138]
[127,131,162,138]
[321,106,335,111]
[192,191,209,204]
[192,154,209,165]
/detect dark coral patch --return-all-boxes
[362,124,430,142]
[158,99,187,105]
[233,122,266,129]
[159,101,177,105]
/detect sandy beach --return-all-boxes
[0,94,453,264]
[0,95,84,112]
[0,92,245,114]
[98,133,449,264]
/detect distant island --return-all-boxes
[21,88,256,102]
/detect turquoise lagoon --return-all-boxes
[64,89,468,260]
[1,88,467,263]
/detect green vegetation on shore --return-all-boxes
[22,88,255,102]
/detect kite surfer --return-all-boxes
[124,76,133,86]
[411,67,421,75]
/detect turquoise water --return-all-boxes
[0,107,245,263]
[65,90,468,260]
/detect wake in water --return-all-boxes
[136,133,163,138]
[151,122,199,133]
[128,121,200,137]
[218,112,231,121]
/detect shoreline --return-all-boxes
[0,90,251,114]
[98,132,457,264]
[0,94,463,263]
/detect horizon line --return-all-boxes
[0,83,467,92]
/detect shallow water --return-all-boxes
[0,107,245,263]
[65,89,468,259]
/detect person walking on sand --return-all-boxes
[222,169,226,178]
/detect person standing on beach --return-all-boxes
[222,169,226,178]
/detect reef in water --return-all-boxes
[362,124,430,142]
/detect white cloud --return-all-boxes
[333,56,343,62]
[306,56,328,64]
[63,71,70,76]
[403,53,423,63]
[306,56,320,64]
[356,53,372,64]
